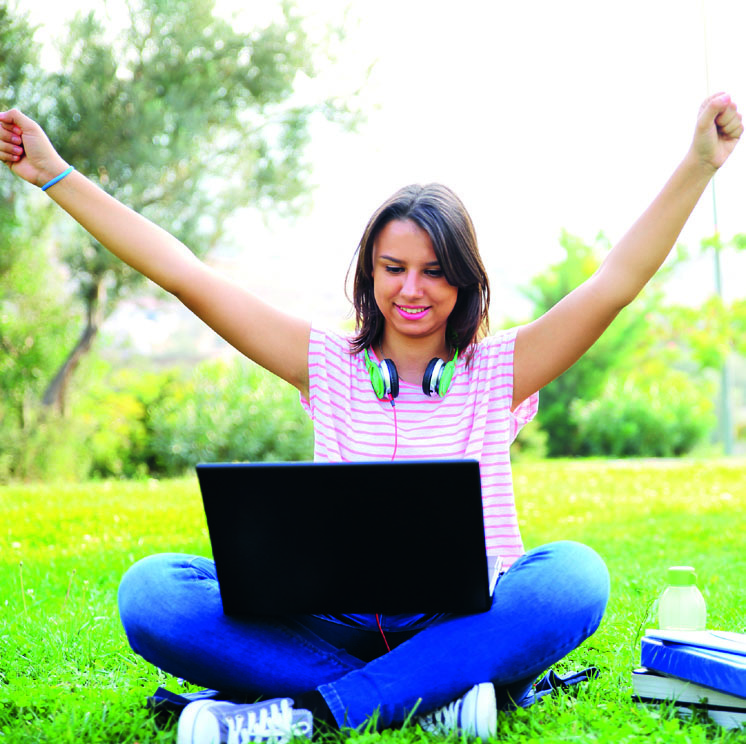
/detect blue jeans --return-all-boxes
[118,540,609,729]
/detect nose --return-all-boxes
[401,270,423,298]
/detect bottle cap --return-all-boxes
[668,566,697,586]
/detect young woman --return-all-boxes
[0,93,741,743]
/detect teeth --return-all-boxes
[400,307,425,314]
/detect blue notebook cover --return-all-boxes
[641,636,746,699]
[644,629,746,657]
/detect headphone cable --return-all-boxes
[388,394,398,461]
[375,612,392,652]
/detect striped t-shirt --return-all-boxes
[300,326,538,566]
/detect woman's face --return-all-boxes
[371,219,458,348]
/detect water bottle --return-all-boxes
[657,566,706,631]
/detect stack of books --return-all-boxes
[632,629,746,729]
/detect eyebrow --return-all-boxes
[378,254,441,266]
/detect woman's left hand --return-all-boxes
[691,93,743,172]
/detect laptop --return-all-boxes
[196,459,498,615]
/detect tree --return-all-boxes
[0,1,42,251]
[0,3,70,424]
[662,295,746,371]
[0,4,82,478]
[520,231,662,456]
[31,0,354,412]
[697,232,746,453]
[641,233,746,452]
[0,2,39,110]
[0,209,78,431]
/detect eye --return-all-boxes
[384,265,404,274]
[425,268,444,278]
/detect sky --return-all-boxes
[26,0,746,353]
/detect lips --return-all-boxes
[395,304,430,319]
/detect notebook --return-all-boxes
[196,459,498,615]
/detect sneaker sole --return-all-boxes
[467,683,497,739]
[177,699,216,744]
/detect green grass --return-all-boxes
[1,459,746,742]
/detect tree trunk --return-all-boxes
[42,279,106,415]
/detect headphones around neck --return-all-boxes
[364,348,459,399]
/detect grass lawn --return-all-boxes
[1,458,746,742]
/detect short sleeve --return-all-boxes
[478,327,539,444]
[299,325,338,421]
[510,390,539,442]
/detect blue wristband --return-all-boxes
[41,165,75,192]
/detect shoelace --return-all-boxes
[419,696,462,732]
[225,700,310,744]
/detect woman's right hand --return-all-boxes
[0,109,69,187]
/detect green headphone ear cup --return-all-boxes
[364,349,386,399]
[437,348,459,397]
[437,359,456,397]
[370,367,385,398]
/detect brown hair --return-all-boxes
[347,183,490,355]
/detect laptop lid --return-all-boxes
[196,459,493,615]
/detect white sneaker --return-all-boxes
[415,683,497,739]
[177,697,313,744]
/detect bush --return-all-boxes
[518,232,663,456]
[76,368,180,478]
[147,357,313,475]
[571,366,715,457]
[0,357,315,482]
[0,408,95,482]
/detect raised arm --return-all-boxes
[512,93,743,409]
[0,109,311,396]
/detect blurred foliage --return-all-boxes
[520,231,662,456]
[76,366,182,479]
[518,231,740,458]
[572,364,716,457]
[655,295,746,371]
[145,357,313,474]
[0,2,40,109]
[0,209,80,429]
[0,357,312,482]
[0,6,82,459]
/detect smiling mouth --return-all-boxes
[396,305,430,318]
